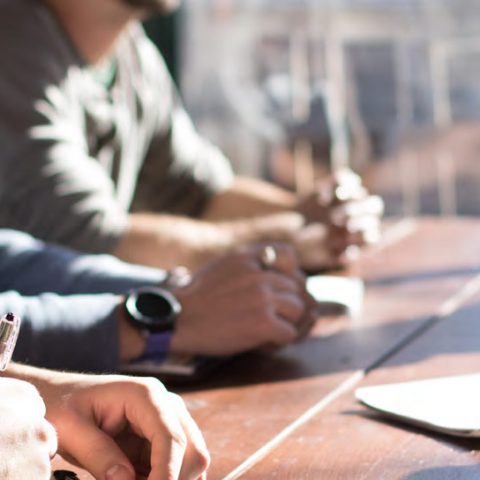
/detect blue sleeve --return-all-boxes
[0,229,167,295]
[0,229,169,372]
[2,290,121,372]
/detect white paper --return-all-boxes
[356,373,480,437]
[307,275,364,318]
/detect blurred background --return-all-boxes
[146,0,480,218]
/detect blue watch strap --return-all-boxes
[142,331,173,361]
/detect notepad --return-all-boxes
[356,373,480,438]
[121,353,223,379]
[307,275,364,318]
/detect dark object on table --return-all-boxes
[53,470,79,480]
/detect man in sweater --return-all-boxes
[0,0,383,272]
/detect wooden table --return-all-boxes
[54,217,480,479]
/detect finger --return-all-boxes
[332,167,362,189]
[148,432,186,480]
[334,183,368,203]
[263,271,301,294]
[144,412,186,480]
[294,224,343,270]
[346,226,381,247]
[266,242,300,275]
[329,234,364,260]
[346,215,381,236]
[265,312,298,347]
[60,416,135,480]
[296,309,319,340]
[330,222,381,252]
[330,195,384,225]
[271,290,305,324]
[119,379,189,480]
[249,242,300,275]
[168,394,210,480]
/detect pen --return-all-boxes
[0,312,21,371]
[51,470,79,480]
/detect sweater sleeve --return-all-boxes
[0,1,129,254]
[0,229,166,296]
[1,290,121,373]
[129,26,235,217]
[0,229,169,372]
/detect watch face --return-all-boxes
[126,288,181,333]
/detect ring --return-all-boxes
[260,245,277,269]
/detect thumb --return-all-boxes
[60,417,135,480]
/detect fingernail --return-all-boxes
[106,465,133,480]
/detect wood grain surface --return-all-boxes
[52,218,480,479]
[241,274,480,479]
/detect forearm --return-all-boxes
[202,176,297,221]
[113,212,234,270]
[113,209,310,272]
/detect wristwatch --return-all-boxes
[124,287,182,334]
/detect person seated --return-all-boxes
[0,229,316,372]
[0,363,209,480]
[0,0,383,273]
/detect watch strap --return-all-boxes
[143,331,173,360]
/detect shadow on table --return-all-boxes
[365,265,480,287]
[343,409,480,452]
[173,301,480,392]
[404,465,480,480]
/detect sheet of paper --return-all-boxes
[307,275,364,318]
[121,353,219,378]
[356,373,480,437]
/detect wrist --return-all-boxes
[117,301,146,362]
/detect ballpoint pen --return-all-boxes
[0,312,21,371]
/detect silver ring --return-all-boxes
[260,245,277,269]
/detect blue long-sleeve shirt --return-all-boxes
[0,229,166,372]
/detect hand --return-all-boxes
[32,371,209,480]
[170,243,314,356]
[0,378,57,480]
[296,168,384,268]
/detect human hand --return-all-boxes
[33,371,209,480]
[296,168,384,268]
[170,243,315,356]
[0,377,57,480]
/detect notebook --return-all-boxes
[356,373,480,438]
[123,275,364,379]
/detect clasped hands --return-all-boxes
[295,168,384,271]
